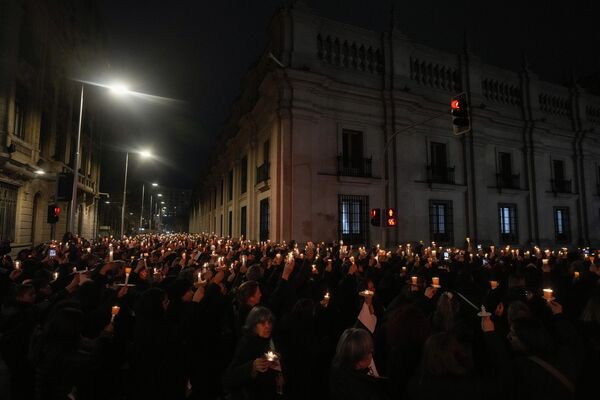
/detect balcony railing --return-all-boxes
[337,156,372,177]
[426,165,455,184]
[256,162,270,184]
[551,179,572,194]
[496,173,520,189]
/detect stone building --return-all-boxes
[189,4,600,248]
[0,0,105,251]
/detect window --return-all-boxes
[259,198,269,241]
[263,140,270,164]
[338,194,368,244]
[240,206,247,238]
[0,182,18,241]
[428,143,454,184]
[339,129,371,177]
[553,160,565,181]
[498,204,518,243]
[228,210,232,236]
[342,129,364,166]
[430,142,447,169]
[14,94,25,139]
[499,152,512,176]
[228,169,233,201]
[241,156,248,194]
[554,207,570,243]
[429,200,453,243]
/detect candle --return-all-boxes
[432,277,440,287]
[360,289,374,297]
[265,351,278,362]
[411,276,418,285]
[125,267,131,285]
[542,259,548,265]
[490,280,499,290]
[72,267,77,274]
[87,247,91,254]
[111,305,120,323]
[53,271,58,281]
[312,264,317,273]
[324,291,330,300]
[401,266,407,272]
[197,271,203,282]
[574,271,580,279]
[431,250,437,258]
[109,250,113,262]
[543,288,553,300]
[14,260,21,270]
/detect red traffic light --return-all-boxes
[54,207,61,216]
[370,208,381,226]
[451,99,462,110]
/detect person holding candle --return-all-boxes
[223,306,283,400]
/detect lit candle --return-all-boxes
[542,259,548,265]
[431,250,437,258]
[401,266,407,272]
[543,288,553,300]
[324,291,330,300]
[14,260,20,270]
[52,271,58,281]
[87,247,91,254]
[312,264,317,273]
[109,250,113,262]
[359,289,374,297]
[72,267,77,274]
[574,271,580,279]
[111,305,120,323]
[432,277,440,287]
[125,267,132,285]
[411,276,418,285]
[490,280,498,290]
[265,351,278,362]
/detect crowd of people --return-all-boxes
[0,233,598,400]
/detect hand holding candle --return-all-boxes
[124,267,132,285]
[543,288,554,301]
[431,276,440,288]
[111,305,120,323]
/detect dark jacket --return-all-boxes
[329,365,390,400]
[222,333,280,400]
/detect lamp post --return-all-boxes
[68,81,134,235]
[148,183,158,230]
[139,183,145,230]
[120,150,152,237]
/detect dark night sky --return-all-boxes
[96,0,600,197]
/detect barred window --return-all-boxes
[554,207,570,243]
[498,204,518,244]
[338,194,368,244]
[429,200,453,244]
[260,198,269,241]
[0,182,18,241]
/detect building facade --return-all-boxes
[189,4,600,247]
[0,0,105,250]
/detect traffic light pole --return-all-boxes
[380,111,449,245]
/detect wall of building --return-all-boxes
[0,0,104,251]
[190,4,600,247]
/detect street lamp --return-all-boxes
[140,181,159,231]
[120,149,154,237]
[69,81,136,235]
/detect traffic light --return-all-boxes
[47,204,60,224]
[451,93,470,135]
[370,208,381,226]
[56,173,74,201]
[385,208,397,227]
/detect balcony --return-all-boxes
[256,162,270,184]
[551,179,572,194]
[337,156,372,178]
[496,173,520,190]
[426,165,455,184]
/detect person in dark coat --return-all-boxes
[222,306,283,400]
[329,327,390,400]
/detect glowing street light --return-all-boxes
[109,83,130,96]
[152,182,158,187]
